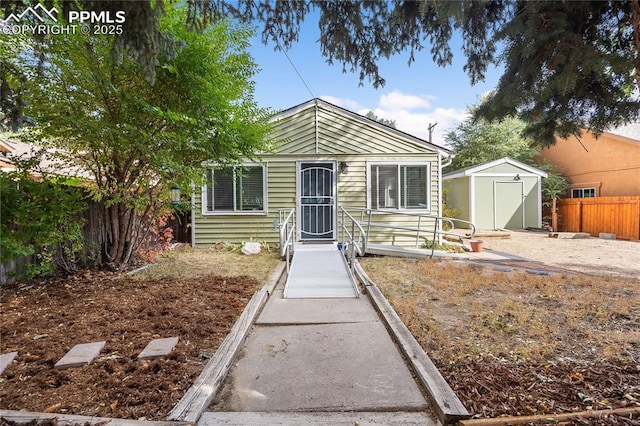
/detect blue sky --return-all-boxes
[247,15,503,146]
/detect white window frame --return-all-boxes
[571,187,596,198]
[366,161,432,212]
[201,163,267,215]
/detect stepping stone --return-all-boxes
[0,352,18,375]
[138,337,179,360]
[54,341,106,370]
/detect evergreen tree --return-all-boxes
[3,1,639,145]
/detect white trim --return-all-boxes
[570,187,597,198]
[443,157,548,179]
[536,175,543,227]
[469,175,476,225]
[366,161,432,212]
[297,160,338,241]
[468,172,542,177]
[201,163,268,215]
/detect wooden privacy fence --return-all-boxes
[556,196,640,240]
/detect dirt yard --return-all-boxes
[361,255,640,422]
[1,240,638,423]
[480,230,640,279]
[0,248,280,420]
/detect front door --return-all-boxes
[298,162,336,240]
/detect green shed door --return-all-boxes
[493,181,525,229]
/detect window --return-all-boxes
[203,164,266,213]
[369,163,430,210]
[571,187,596,198]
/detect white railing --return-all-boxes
[339,207,476,257]
[277,208,296,274]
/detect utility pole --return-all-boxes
[428,122,437,144]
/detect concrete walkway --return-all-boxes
[202,280,439,425]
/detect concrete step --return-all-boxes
[198,411,438,425]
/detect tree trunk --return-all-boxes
[104,202,138,270]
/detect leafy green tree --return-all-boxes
[1,156,87,278]
[20,6,272,269]
[445,108,538,172]
[444,102,570,206]
[364,111,397,128]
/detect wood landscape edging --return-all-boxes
[165,261,286,423]
[457,406,640,425]
[0,410,192,426]
[353,261,470,425]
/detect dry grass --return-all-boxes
[360,257,640,364]
[134,244,282,284]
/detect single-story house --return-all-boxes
[191,98,452,247]
[443,157,548,230]
[539,122,640,197]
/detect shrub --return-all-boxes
[0,165,87,278]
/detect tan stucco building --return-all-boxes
[540,123,640,197]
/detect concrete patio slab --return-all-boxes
[257,289,378,325]
[209,321,427,412]
[54,341,106,370]
[138,337,179,360]
[199,411,437,425]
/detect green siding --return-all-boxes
[479,163,527,175]
[194,100,446,247]
[444,178,471,224]
[473,177,495,229]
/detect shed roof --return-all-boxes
[272,98,451,156]
[443,157,548,179]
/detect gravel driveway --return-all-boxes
[480,230,640,279]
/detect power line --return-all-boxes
[273,36,315,99]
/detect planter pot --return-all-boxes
[470,240,484,252]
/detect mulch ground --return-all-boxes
[0,271,258,420]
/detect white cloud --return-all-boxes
[360,91,469,146]
[321,91,469,147]
[378,90,433,110]
[320,95,362,111]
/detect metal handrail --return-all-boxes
[277,208,296,274]
[340,206,476,257]
[338,206,368,256]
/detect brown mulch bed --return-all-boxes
[0,271,258,420]
[443,360,639,419]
